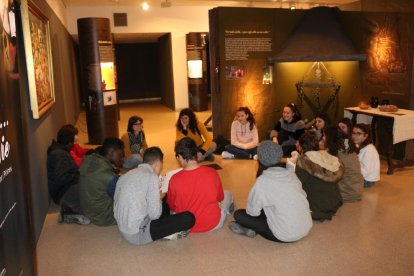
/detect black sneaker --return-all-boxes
[203,154,215,162]
[228,221,256,238]
[58,205,91,225]
[63,214,91,225]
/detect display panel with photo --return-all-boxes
[225,66,245,79]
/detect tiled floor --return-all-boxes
[36,102,414,275]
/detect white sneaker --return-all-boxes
[221,151,235,159]
[162,230,190,240]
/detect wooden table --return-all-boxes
[344,107,414,174]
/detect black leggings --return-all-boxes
[149,198,195,241]
[150,211,195,241]
[234,209,284,243]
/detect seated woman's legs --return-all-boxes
[225,145,257,159]
[123,154,142,169]
[199,142,217,161]
[234,209,282,242]
[149,211,195,241]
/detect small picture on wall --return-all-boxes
[225,66,245,79]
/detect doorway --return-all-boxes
[113,33,175,110]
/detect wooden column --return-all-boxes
[186,32,209,111]
[77,18,119,144]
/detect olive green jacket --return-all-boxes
[79,153,117,226]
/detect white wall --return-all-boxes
[46,0,67,26]
[66,5,213,110]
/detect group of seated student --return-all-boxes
[46,116,235,244]
[47,104,381,245]
[114,136,234,245]
[220,104,379,223]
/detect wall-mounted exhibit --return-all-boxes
[209,7,414,143]
[77,17,119,144]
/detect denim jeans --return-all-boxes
[123,154,143,169]
[225,145,257,159]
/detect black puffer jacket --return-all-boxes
[295,151,344,221]
[47,140,79,204]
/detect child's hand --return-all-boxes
[289,151,299,164]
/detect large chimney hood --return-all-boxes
[269,7,366,63]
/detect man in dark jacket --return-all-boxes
[47,125,90,224]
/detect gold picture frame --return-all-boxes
[21,0,55,119]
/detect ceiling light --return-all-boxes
[142,1,149,10]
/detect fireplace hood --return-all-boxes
[269,7,366,63]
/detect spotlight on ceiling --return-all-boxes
[142,1,150,10]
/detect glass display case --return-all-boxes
[100,62,116,91]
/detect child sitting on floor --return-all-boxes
[222,107,259,160]
[351,123,380,188]
[228,141,312,242]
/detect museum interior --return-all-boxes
[1,0,414,275]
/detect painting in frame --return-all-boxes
[21,0,54,119]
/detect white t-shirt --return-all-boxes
[358,144,380,182]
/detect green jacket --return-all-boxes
[79,153,117,226]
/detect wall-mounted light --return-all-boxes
[262,63,273,85]
[141,1,150,10]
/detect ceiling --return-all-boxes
[63,0,358,9]
[68,0,359,44]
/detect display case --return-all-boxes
[186,32,209,111]
[78,18,119,144]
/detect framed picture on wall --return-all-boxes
[21,0,55,119]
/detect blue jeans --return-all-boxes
[123,154,143,169]
[225,145,257,159]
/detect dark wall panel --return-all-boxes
[158,33,175,110]
[20,0,81,241]
[209,7,414,140]
[115,43,160,100]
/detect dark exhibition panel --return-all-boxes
[115,43,161,101]
[209,7,414,141]
[1,1,35,275]
[18,0,82,246]
[158,33,175,110]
